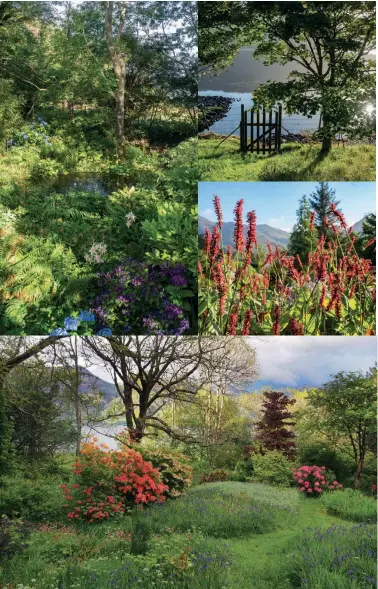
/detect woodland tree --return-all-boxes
[288,195,318,263]
[199,1,376,152]
[82,336,257,443]
[309,182,341,237]
[307,367,377,488]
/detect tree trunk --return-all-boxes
[321,133,332,154]
[354,458,365,488]
[73,338,82,457]
[105,2,127,161]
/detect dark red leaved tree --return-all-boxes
[256,391,296,459]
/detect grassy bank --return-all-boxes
[199,137,376,181]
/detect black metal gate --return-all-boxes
[240,105,282,154]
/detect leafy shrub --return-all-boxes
[320,489,377,522]
[141,202,198,275]
[61,439,168,522]
[133,447,193,498]
[298,443,355,484]
[200,470,229,484]
[292,465,342,495]
[0,475,65,522]
[290,522,376,588]
[162,138,198,206]
[252,451,294,487]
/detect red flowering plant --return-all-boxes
[198,196,376,335]
[61,437,168,523]
[116,430,193,498]
[292,465,343,496]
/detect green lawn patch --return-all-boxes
[199,137,376,181]
[320,489,377,523]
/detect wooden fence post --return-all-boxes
[240,104,245,151]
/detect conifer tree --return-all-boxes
[309,182,340,237]
[256,391,296,459]
[288,195,318,263]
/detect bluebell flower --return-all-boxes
[78,310,95,322]
[64,317,81,331]
[50,328,69,336]
[97,328,112,336]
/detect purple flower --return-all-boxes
[164,303,184,320]
[64,317,80,331]
[171,274,187,287]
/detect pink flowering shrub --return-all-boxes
[292,465,343,495]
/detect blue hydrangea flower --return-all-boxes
[50,328,69,336]
[78,310,95,322]
[64,317,81,331]
[97,327,112,336]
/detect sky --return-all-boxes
[247,336,377,389]
[83,336,377,391]
[199,182,376,232]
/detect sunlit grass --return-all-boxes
[198,138,376,181]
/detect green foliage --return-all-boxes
[130,508,151,555]
[141,202,198,275]
[0,474,65,522]
[251,451,295,487]
[132,446,193,498]
[320,489,377,523]
[0,79,22,146]
[307,367,377,485]
[298,442,355,484]
[287,195,318,263]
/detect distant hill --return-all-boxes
[352,217,366,234]
[198,216,290,249]
[79,368,118,406]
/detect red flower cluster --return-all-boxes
[292,465,343,495]
[61,439,168,523]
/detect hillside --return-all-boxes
[198,215,290,249]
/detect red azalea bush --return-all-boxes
[116,431,193,498]
[61,439,168,523]
[292,465,343,495]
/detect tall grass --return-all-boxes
[290,522,376,588]
[140,483,296,538]
[320,489,377,522]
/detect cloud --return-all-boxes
[201,209,216,220]
[248,337,376,388]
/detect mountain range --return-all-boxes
[198,215,366,250]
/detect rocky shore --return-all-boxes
[198,95,238,132]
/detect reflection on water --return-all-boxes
[199,90,321,137]
[53,172,131,195]
[83,424,125,449]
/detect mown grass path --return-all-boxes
[228,496,347,589]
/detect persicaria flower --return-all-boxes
[213,195,223,227]
[227,306,239,335]
[233,200,245,253]
[242,310,252,335]
[309,211,316,230]
[272,305,280,335]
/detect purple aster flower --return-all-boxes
[164,303,184,320]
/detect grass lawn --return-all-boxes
[198,137,376,181]
[1,482,376,589]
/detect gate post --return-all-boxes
[240,104,245,151]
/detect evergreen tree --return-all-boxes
[288,195,318,263]
[310,182,340,237]
[309,182,340,237]
[256,391,296,459]
[355,213,376,266]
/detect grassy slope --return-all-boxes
[199,137,376,181]
[228,495,345,589]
